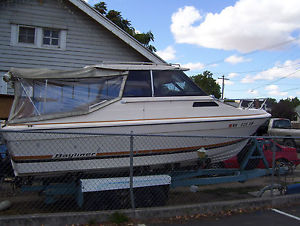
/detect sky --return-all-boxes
[85,0,300,100]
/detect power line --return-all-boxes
[212,60,300,75]
[249,68,300,91]
[227,68,300,92]
[202,37,300,69]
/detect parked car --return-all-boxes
[266,118,300,148]
[213,139,299,169]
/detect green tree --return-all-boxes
[94,2,156,52]
[271,99,296,120]
[191,71,221,99]
[265,98,277,111]
[290,97,300,108]
[94,2,107,15]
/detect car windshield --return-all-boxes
[273,119,291,129]
[9,76,124,122]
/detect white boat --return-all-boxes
[1,62,270,177]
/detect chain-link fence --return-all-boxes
[0,130,299,215]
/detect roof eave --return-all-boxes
[68,0,166,64]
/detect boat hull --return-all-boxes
[2,117,266,177]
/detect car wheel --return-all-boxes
[283,139,296,148]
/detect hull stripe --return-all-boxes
[11,138,245,163]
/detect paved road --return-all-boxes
[149,205,300,226]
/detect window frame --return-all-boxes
[42,29,60,47]
[122,70,207,98]
[11,24,67,50]
[8,75,127,124]
[0,72,7,94]
[18,26,36,45]
[122,70,152,97]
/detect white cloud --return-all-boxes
[209,63,218,68]
[241,75,255,83]
[241,59,300,83]
[181,62,205,71]
[265,85,288,96]
[135,29,141,34]
[225,55,251,64]
[156,46,176,61]
[217,80,234,86]
[248,89,259,95]
[228,73,239,78]
[171,0,300,53]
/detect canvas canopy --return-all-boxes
[5,63,186,81]
[5,67,128,81]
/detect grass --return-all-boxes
[108,212,129,225]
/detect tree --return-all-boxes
[271,99,296,121]
[290,97,300,108]
[265,98,277,112]
[94,2,156,52]
[191,71,221,99]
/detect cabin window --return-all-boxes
[123,71,152,97]
[153,70,206,96]
[10,76,124,121]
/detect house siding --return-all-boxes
[0,0,150,73]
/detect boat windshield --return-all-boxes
[123,70,206,97]
[9,76,124,122]
[153,70,206,96]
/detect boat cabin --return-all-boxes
[6,63,207,123]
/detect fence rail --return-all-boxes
[0,131,299,215]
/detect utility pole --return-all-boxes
[218,75,229,100]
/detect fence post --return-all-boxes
[129,131,135,210]
[271,141,276,197]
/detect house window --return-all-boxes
[43,29,59,46]
[0,72,7,94]
[11,24,67,50]
[18,26,35,44]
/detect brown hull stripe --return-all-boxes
[11,138,245,162]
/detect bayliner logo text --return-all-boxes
[53,153,96,159]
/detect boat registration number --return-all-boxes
[229,121,254,128]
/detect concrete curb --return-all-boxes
[1,194,300,226]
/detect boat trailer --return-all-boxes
[1,138,291,209]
